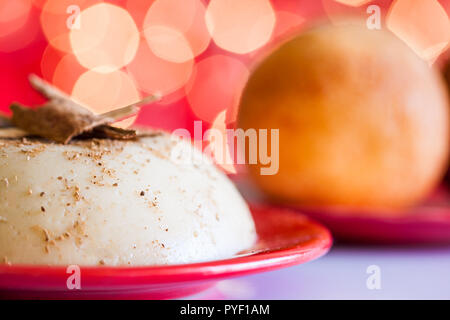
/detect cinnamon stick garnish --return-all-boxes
[11,101,110,144]
[100,94,161,122]
[29,74,159,122]
[0,112,12,128]
[79,125,137,140]
[29,74,72,102]
[6,75,160,143]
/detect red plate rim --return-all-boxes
[0,205,332,291]
[284,187,450,244]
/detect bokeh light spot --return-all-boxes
[322,0,388,25]
[40,44,65,82]
[143,0,210,62]
[272,11,305,41]
[0,2,39,53]
[205,0,276,54]
[72,70,141,114]
[144,26,194,63]
[334,0,372,7]
[186,55,249,124]
[0,0,32,38]
[32,0,48,9]
[53,53,87,95]
[40,0,101,53]
[70,3,140,73]
[387,0,450,63]
[127,38,193,97]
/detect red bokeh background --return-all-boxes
[0,0,449,171]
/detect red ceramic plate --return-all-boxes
[233,176,450,245]
[289,187,450,244]
[0,205,332,299]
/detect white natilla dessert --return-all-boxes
[0,131,256,266]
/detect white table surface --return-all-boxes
[188,244,450,300]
